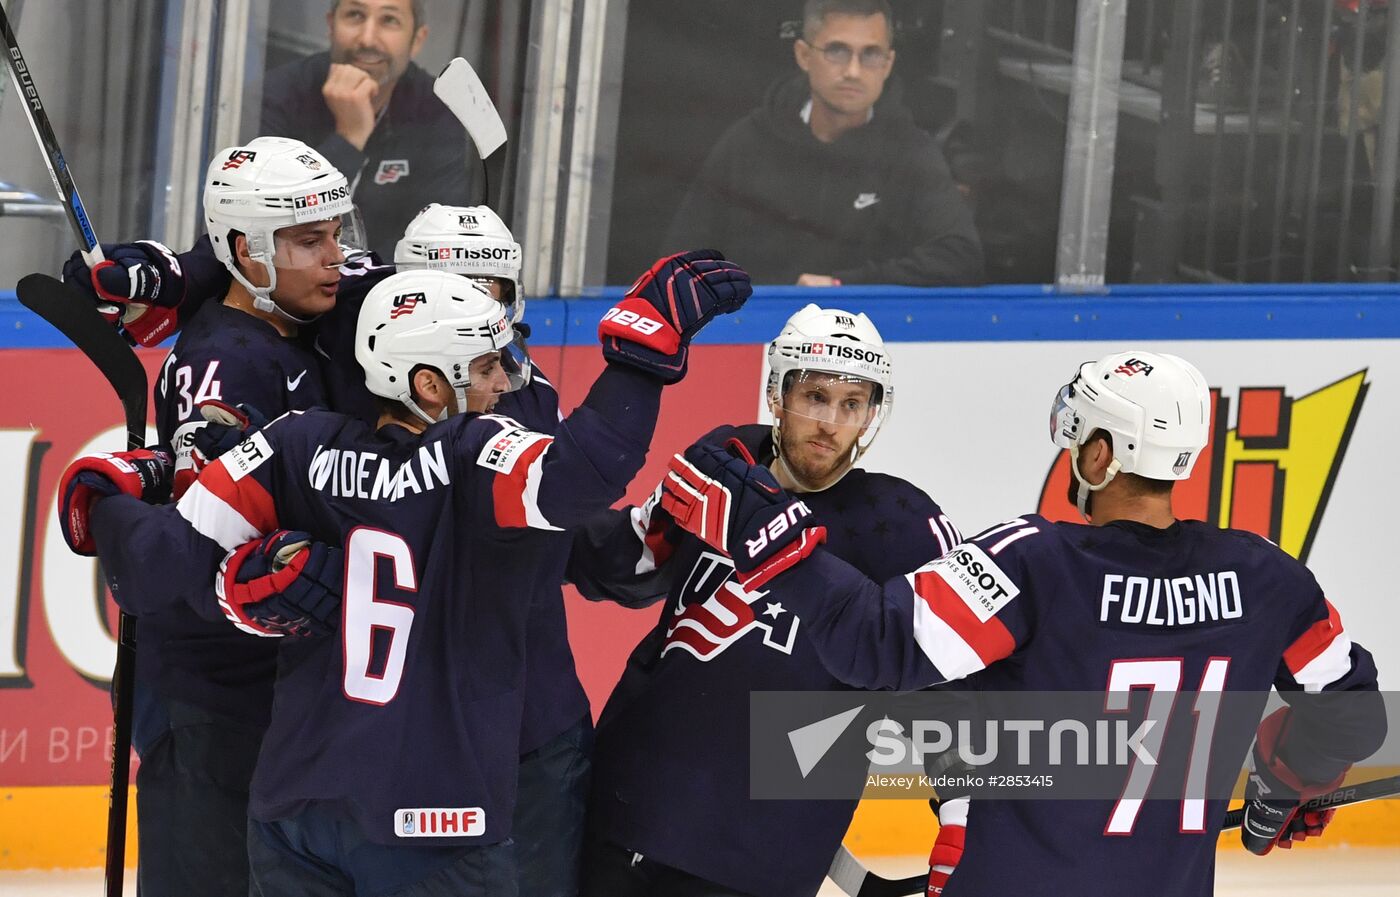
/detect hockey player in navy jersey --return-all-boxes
[567,305,964,897]
[660,350,1386,896]
[65,202,594,897]
[58,253,750,896]
[60,135,365,897]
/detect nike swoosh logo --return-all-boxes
[853,194,879,210]
[287,370,307,391]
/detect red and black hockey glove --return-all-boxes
[58,448,175,555]
[216,530,343,638]
[661,438,825,589]
[598,249,751,383]
[61,240,186,346]
[1241,707,1348,855]
[926,796,968,895]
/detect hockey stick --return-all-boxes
[18,276,145,897]
[3,6,141,890]
[433,56,508,210]
[0,1,106,270]
[828,774,1400,897]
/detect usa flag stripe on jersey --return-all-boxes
[177,458,279,550]
[1284,600,1354,691]
[912,568,1017,670]
[491,437,556,529]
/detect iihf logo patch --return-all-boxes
[390,291,427,319]
[375,159,411,185]
[222,150,256,170]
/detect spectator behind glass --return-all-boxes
[663,0,982,287]
[261,0,474,259]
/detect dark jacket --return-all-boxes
[664,73,983,285]
[260,52,475,258]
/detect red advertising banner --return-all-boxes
[0,344,763,787]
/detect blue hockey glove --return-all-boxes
[193,400,271,469]
[58,448,175,555]
[216,530,343,638]
[598,249,751,383]
[61,240,186,346]
[660,438,825,588]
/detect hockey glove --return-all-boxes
[61,240,185,346]
[193,400,270,470]
[598,249,751,383]
[58,448,175,555]
[926,796,968,896]
[216,530,343,638]
[660,438,826,589]
[1241,708,1347,855]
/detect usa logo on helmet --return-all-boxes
[389,291,426,319]
[222,150,257,170]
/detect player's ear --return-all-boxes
[410,367,438,403]
[1084,431,1115,476]
[233,232,251,266]
[410,22,429,57]
[232,233,271,289]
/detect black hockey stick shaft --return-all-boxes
[16,275,145,897]
[1220,773,1400,830]
[0,1,105,265]
[834,774,1400,897]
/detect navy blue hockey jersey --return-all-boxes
[164,364,659,845]
[771,514,1385,897]
[162,241,592,751]
[138,299,328,726]
[572,424,961,897]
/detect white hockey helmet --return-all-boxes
[766,304,894,467]
[394,204,524,324]
[1050,350,1211,515]
[356,269,527,424]
[204,136,367,320]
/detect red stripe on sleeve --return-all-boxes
[202,458,279,534]
[914,570,1017,665]
[492,438,552,528]
[1283,599,1344,675]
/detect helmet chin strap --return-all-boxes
[403,384,472,426]
[1068,443,1122,521]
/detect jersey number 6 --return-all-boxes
[342,527,418,705]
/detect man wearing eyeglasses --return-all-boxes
[663,0,982,288]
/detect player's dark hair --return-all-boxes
[802,0,895,42]
[329,0,426,29]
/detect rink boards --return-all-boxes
[0,284,1397,867]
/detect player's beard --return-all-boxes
[778,420,854,490]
